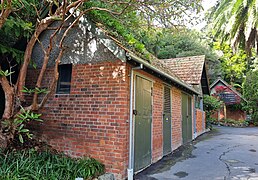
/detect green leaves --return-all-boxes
[16,109,43,122]
[88,8,151,59]
[213,42,248,84]
[1,17,34,40]
[21,86,49,95]
[0,44,24,63]
[14,109,43,143]
[243,70,258,123]
[1,109,43,144]
[0,150,104,179]
[209,0,258,55]
[0,69,14,77]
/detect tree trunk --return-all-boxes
[0,67,14,120]
[0,131,7,149]
[16,18,55,101]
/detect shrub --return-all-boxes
[243,70,258,125]
[203,95,222,129]
[220,119,249,127]
[0,149,104,180]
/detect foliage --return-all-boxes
[213,42,248,84]
[0,0,39,60]
[153,30,221,83]
[0,149,104,179]
[157,30,208,59]
[209,0,258,56]
[1,109,43,143]
[21,86,49,95]
[88,8,152,60]
[85,0,203,28]
[203,95,222,128]
[226,102,246,111]
[220,118,249,127]
[86,0,203,61]
[243,70,258,124]
[0,69,14,77]
[0,0,203,147]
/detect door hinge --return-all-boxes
[151,87,153,96]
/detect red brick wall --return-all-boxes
[27,61,194,179]
[196,109,203,133]
[211,106,246,121]
[152,78,163,162]
[226,108,246,121]
[171,87,182,150]
[27,61,130,179]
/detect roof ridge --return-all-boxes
[161,55,206,61]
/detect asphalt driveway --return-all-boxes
[135,126,258,180]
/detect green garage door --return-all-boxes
[134,76,152,171]
[163,86,171,155]
[182,93,192,144]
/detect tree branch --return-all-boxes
[16,16,58,101]
[0,0,12,29]
[0,65,14,120]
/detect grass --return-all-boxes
[0,149,104,180]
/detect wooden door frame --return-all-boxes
[133,74,154,171]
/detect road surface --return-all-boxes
[135,126,258,180]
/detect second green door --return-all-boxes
[182,93,192,144]
[163,86,172,155]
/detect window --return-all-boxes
[56,64,72,94]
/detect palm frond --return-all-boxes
[211,0,258,55]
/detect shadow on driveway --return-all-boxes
[134,128,219,180]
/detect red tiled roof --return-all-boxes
[162,55,205,85]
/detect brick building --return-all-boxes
[162,55,210,137]
[210,78,247,121]
[26,18,209,179]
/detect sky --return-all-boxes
[193,0,218,30]
[202,0,217,11]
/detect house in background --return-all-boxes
[27,17,209,179]
[210,78,247,121]
[162,55,210,137]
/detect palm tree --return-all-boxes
[210,0,258,56]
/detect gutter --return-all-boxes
[127,52,200,95]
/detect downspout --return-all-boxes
[193,95,197,139]
[128,64,143,180]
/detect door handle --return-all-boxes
[133,109,137,115]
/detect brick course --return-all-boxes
[226,108,246,121]
[152,77,163,162]
[196,109,204,133]
[27,61,129,179]
[171,87,182,150]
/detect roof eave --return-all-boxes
[127,52,200,95]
